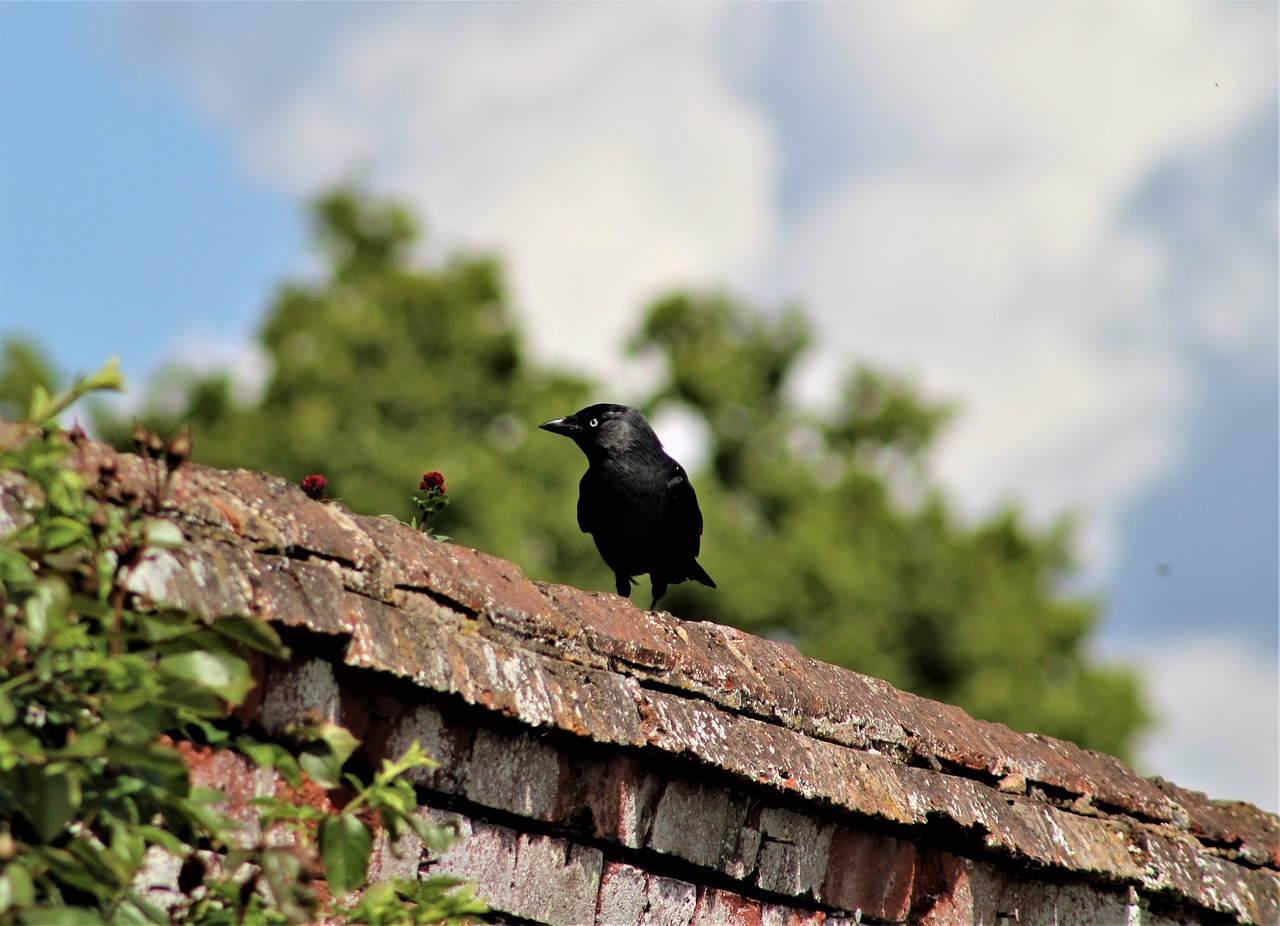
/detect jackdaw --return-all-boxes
[539,403,716,609]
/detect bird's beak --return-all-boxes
[538,415,581,437]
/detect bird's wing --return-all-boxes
[665,462,705,549]
[576,472,598,535]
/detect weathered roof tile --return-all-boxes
[9,433,1276,924]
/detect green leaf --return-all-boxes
[0,548,36,590]
[132,825,187,857]
[158,648,254,705]
[180,716,231,747]
[0,862,34,913]
[29,844,104,898]
[298,750,344,791]
[240,740,303,789]
[110,823,149,870]
[56,725,108,759]
[258,844,316,924]
[105,741,190,795]
[67,833,132,887]
[22,578,68,645]
[154,682,224,717]
[406,813,460,854]
[113,891,173,925]
[79,356,125,394]
[25,765,82,842]
[137,610,200,643]
[343,880,396,922]
[294,718,360,789]
[46,469,88,514]
[210,615,290,659]
[27,907,103,925]
[43,515,92,551]
[304,718,360,767]
[27,384,51,423]
[319,813,371,897]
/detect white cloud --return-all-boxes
[808,3,1272,191]
[783,165,1189,564]
[137,4,777,384]
[133,2,1274,571]
[773,3,1276,566]
[1124,633,1279,814]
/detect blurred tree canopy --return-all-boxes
[2,184,1146,758]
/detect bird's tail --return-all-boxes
[687,560,716,589]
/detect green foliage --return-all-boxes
[0,338,63,423]
[635,294,1145,757]
[80,182,1145,758]
[0,366,484,923]
[101,185,596,588]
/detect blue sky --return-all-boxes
[1,3,298,384]
[2,3,1275,811]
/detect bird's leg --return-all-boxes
[649,579,668,611]
[615,573,632,598]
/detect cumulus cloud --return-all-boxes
[803,3,1271,183]
[129,4,776,384]
[127,3,1274,565]
[767,3,1276,566]
[783,164,1189,563]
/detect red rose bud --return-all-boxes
[419,471,446,494]
[301,474,328,499]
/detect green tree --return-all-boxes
[69,184,1143,757]
[631,293,1143,755]
[97,185,601,589]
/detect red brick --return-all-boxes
[555,753,663,849]
[366,824,424,884]
[754,807,833,898]
[597,861,651,925]
[420,811,520,912]
[249,554,358,636]
[510,832,604,925]
[467,727,562,821]
[119,541,254,623]
[536,581,682,672]
[595,865,700,926]
[822,828,918,921]
[178,742,280,847]
[906,850,974,925]
[374,700,474,792]
[26,432,1273,926]
[642,872,699,926]
[762,906,828,926]
[257,655,341,737]
[648,779,750,870]
[689,886,763,926]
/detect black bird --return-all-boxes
[539,403,716,609]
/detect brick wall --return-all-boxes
[23,433,1279,925]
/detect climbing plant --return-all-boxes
[0,362,484,923]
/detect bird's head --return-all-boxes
[538,404,661,459]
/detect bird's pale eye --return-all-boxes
[589,418,599,428]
